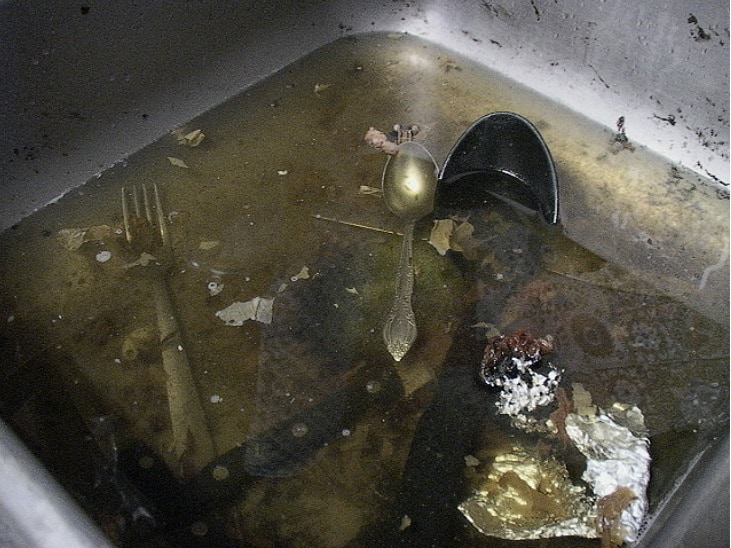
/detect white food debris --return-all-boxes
[207,281,224,296]
[95,250,112,263]
[210,394,222,404]
[58,225,114,250]
[399,515,412,531]
[215,297,274,326]
[491,357,562,418]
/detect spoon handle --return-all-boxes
[383,221,417,361]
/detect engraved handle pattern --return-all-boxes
[383,222,416,361]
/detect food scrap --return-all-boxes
[364,127,400,155]
[479,331,561,423]
[358,185,382,196]
[172,128,205,147]
[290,266,310,282]
[57,224,114,250]
[428,218,479,259]
[167,156,190,169]
[216,297,274,326]
[314,83,332,94]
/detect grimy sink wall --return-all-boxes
[1,0,727,230]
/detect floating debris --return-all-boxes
[478,332,560,418]
[428,218,479,258]
[121,326,159,362]
[290,266,310,281]
[364,127,400,155]
[428,219,454,255]
[207,281,224,296]
[358,185,382,196]
[198,240,220,251]
[172,128,205,147]
[95,250,112,263]
[211,465,229,481]
[216,297,274,326]
[399,515,412,531]
[57,224,114,250]
[314,83,332,94]
[167,156,190,169]
[124,252,158,269]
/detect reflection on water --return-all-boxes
[0,33,727,546]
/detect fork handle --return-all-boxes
[153,275,216,475]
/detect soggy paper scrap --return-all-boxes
[198,240,220,251]
[167,156,190,169]
[57,225,114,250]
[314,83,332,94]
[124,252,158,268]
[172,128,205,147]
[428,219,454,255]
[358,185,383,196]
[216,297,274,326]
[428,218,478,258]
[290,266,310,281]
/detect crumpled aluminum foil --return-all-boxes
[565,403,650,543]
[459,445,596,540]
[459,403,650,543]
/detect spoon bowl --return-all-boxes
[382,141,439,222]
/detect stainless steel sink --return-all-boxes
[0,1,727,546]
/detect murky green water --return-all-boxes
[0,33,727,546]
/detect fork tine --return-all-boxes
[142,184,154,224]
[153,183,171,249]
[132,186,142,218]
[121,187,132,244]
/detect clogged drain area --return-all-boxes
[0,33,727,546]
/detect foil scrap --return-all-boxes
[565,403,650,543]
[467,332,651,543]
[458,445,596,540]
[459,406,650,543]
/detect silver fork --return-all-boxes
[121,183,216,477]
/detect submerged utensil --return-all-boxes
[438,111,559,224]
[381,141,439,361]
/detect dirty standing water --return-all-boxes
[0,33,727,546]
